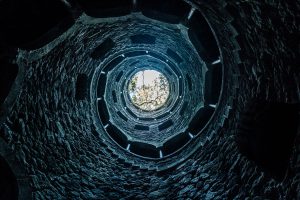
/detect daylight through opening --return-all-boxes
[128,70,170,111]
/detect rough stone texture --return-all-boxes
[0,0,299,199]
[93,14,205,146]
[223,1,299,104]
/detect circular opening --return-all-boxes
[128,69,170,111]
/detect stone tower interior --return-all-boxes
[0,0,299,199]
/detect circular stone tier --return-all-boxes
[87,10,226,169]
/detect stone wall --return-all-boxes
[0,0,299,199]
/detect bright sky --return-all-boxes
[135,70,161,87]
[128,69,169,111]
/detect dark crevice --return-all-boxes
[97,75,106,97]
[112,90,117,103]
[188,106,215,134]
[130,142,159,158]
[97,100,109,125]
[76,0,132,18]
[107,124,128,148]
[117,111,128,122]
[188,11,219,63]
[180,102,188,116]
[236,102,300,180]
[75,74,88,100]
[134,125,150,131]
[204,64,222,105]
[91,38,115,60]
[0,59,18,106]
[115,71,123,82]
[130,34,156,44]
[166,48,183,64]
[163,132,190,156]
[158,120,174,131]
[138,0,190,24]
[186,74,192,91]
